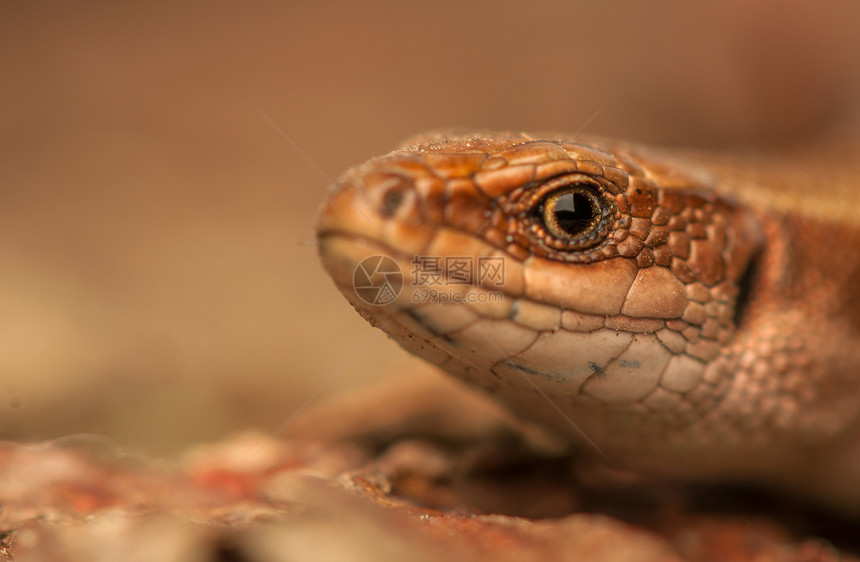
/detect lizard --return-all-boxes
[316,129,860,515]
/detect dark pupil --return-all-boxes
[552,192,596,235]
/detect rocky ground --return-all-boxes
[1,370,854,562]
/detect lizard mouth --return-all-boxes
[316,167,527,320]
[317,195,690,409]
[316,227,523,346]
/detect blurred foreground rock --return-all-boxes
[0,371,853,561]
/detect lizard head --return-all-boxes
[317,131,765,473]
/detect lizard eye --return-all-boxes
[519,173,618,257]
[535,184,604,241]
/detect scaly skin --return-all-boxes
[316,131,860,513]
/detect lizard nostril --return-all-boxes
[364,173,412,218]
[382,186,406,217]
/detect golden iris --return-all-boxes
[539,186,602,240]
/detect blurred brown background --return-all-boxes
[1,0,858,454]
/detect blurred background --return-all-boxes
[1,0,858,454]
